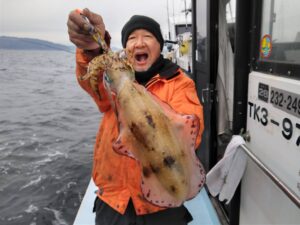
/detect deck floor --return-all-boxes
[73,179,220,225]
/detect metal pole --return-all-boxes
[240,144,300,208]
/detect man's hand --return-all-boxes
[67,8,106,50]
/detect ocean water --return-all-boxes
[0,50,101,225]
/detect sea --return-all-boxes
[0,50,102,225]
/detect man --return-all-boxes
[67,8,204,225]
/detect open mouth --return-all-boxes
[135,53,148,63]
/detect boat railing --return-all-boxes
[240,144,300,208]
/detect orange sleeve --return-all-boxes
[75,48,111,112]
[168,75,204,148]
[75,31,112,112]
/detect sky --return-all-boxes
[0,0,191,48]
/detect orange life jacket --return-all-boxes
[75,48,204,215]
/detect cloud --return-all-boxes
[0,0,189,47]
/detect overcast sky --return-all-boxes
[0,0,191,48]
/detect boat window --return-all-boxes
[195,0,207,63]
[175,24,192,36]
[259,0,300,64]
[226,0,236,23]
[226,0,236,52]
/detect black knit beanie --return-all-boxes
[121,15,164,51]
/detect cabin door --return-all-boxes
[193,0,241,224]
[192,0,218,172]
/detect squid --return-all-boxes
[80,20,205,207]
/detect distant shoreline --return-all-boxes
[0,36,75,53]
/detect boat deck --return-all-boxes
[73,179,220,225]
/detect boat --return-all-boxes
[74,0,300,224]
[191,0,300,224]
[163,0,193,74]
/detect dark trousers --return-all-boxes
[93,197,193,225]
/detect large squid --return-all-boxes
[80,18,205,207]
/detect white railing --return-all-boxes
[240,144,300,208]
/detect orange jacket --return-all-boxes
[75,48,204,215]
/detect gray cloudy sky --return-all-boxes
[0,0,190,48]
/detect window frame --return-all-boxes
[251,0,300,79]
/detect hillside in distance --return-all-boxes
[0,36,75,52]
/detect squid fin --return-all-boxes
[141,93,206,206]
[113,129,135,159]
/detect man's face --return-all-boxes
[125,29,161,72]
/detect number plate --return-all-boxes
[271,87,300,118]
